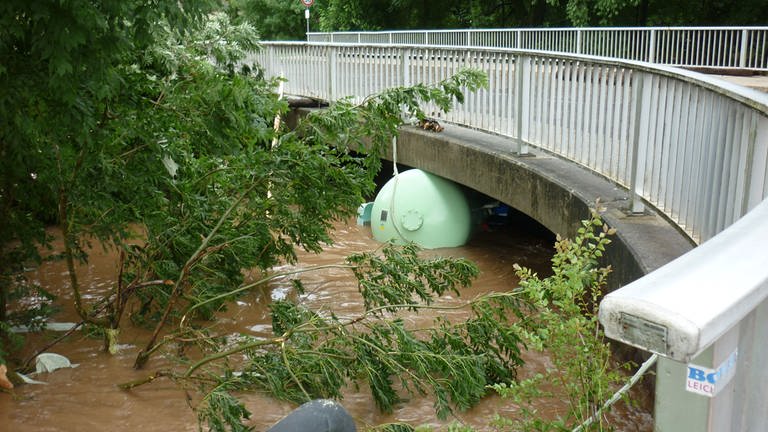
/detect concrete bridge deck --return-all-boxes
[714,73,768,92]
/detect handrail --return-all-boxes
[253,41,768,243]
[253,40,768,430]
[600,197,768,362]
[308,27,768,71]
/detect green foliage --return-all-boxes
[230,0,768,34]
[227,0,309,40]
[348,242,479,313]
[197,388,254,432]
[0,0,216,360]
[491,210,631,431]
[188,242,532,428]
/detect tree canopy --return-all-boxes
[230,0,768,39]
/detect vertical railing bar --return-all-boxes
[520,56,534,156]
[741,115,759,213]
[687,87,709,240]
[730,110,750,221]
[579,63,590,163]
[586,64,598,166]
[515,55,529,155]
[603,66,616,178]
[682,87,704,238]
[731,30,737,67]
[609,31,614,57]
[501,52,510,137]
[540,57,548,144]
[668,30,674,64]
[556,59,566,155]
[660,78,675,206]
[484,51,492,130]
[692,31,704,66]
[670,82,688,221]
[360,47,367,102]
[533,57,541,144]
[567,59,576,157]
[594,65,607,171]
[359,47,366,102]
[576,29,583,54]
[715,105,736,232]
[620,70,634,185]
[703,97,727,240]
[494,52,502,134]
[720,108,740,228]
[546,58,556,150]
[630,72,651,214]
[578,61,588,160]
[716,31,723,67]
[660,80,679,213]
[645,78,669,206]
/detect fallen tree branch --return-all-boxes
[572,353,658,432]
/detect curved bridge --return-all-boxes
[251,38,768,430]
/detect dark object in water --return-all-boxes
[267,399,356,432]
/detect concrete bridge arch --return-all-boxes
[384,124,694,289]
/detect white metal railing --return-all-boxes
[253,42,768,244]
[308,27,768,71]
[252,41,768,431]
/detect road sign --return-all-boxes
[301,0,314,7]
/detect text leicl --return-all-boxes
[685,350,738,397]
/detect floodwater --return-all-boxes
[0,214,653,431]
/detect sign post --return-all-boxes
[300,0,314,38]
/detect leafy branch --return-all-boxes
[121,241,535,428]
[492,208,640,431]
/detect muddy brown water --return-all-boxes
[0,217,653,431]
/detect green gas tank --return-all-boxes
[371,169,471,249]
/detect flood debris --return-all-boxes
[35,353,79,374]
[10,322,79,333]
[11,353,81,386]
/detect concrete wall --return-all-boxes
[390,124,695,290]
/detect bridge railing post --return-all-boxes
[576,29,583,54]
[515,54,531,155]
[400,48,411,87]
[739,29,749,69]
[629,71,652,214]
[327,46,338,101]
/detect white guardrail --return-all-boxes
[309,27,768,71]
[252,41,768,431]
